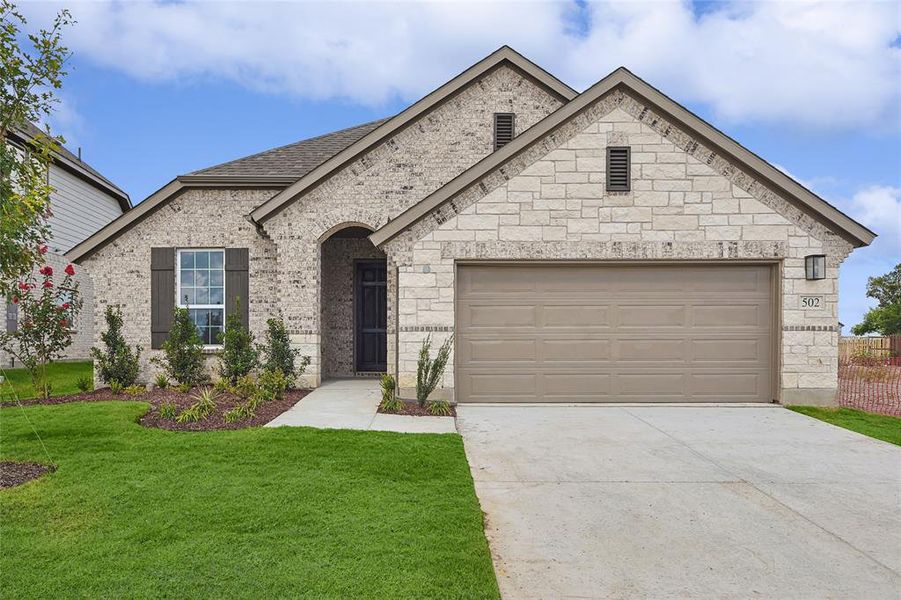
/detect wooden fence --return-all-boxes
[838,335,901,361]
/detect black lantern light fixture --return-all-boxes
[805,254,826,280]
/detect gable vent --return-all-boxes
[494,113,515,150]
[606,146,631,192]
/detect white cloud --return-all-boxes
[21,0,901,131]
[849,185,901,252]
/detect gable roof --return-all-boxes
[248,46,578,224]
[370,67,875,248]
[191,118,389,178]
[10,122,131,211]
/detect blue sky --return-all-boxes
[22,0,901,330]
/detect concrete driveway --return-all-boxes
[457,405,901,599]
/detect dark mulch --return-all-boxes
[378,399,456,417]
[0,461,55,489]
[4,387,308,431]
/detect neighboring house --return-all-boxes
[67,47,874,406]
[3,123,131,367]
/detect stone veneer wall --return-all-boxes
[262,65,564,385]
[1,251,93,368]
[320,237,385,378]
[386,91,853,404]
[81,188,280,383]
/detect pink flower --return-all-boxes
[17,281,28,291]
[11,295,18,304]
[59,319,67,328]
[64,264,75,276]
[39,265,53,276]
[38,244,48,255]
[61,302,71,310]
[43,280,53,289]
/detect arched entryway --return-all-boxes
[319,225,387,378]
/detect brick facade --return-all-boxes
[385,91,853,404]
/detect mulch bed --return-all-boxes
[0,461,55,489]
[378,399,456,417]
[4,387,308,431]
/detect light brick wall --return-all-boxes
[263,65,564,384]
[388,92,853,404]
[81,188,280,384]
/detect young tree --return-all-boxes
[0,2,74,293]
[0,263,81,398]
[217,298,257,385]
[852,263,901,336]
[258,317,308,388]
[152,307,207,386]
[91,305,141,387]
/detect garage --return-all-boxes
[455,263,775,403]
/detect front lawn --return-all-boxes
[0,360,92,403]
[0,402,499,598]
[789,406,901,446]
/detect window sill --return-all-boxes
[201,346,223,355]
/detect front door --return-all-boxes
[355,260,387,372]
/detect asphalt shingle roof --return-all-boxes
[191,118,390,178]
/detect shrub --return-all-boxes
[109,380,123,395]
[90,305,141,387]
[76,375,92,393]
[415,334,454,407]
[123,384,145,396]
[213,378,230,393]
[231,374,257,400]
[258,317,309,388]
[378,373,404,413]
[223,405,250,423]
[217,299,258,385]
[426,400,452,416]
[176,387,217,423]
[175,382,192,394]
[0,263,82,398]
[158,401,177,420]
[154,372,169,389]
[152,307,206,386]
[257,368,288,402]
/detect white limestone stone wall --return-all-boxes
[388,91,853,404]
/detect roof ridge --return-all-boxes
[189,117,392,176]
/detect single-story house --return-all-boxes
[67,46,874,405]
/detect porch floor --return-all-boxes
[265,379,457,434]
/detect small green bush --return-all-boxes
[426,400,452,416]
[176,387,217,423]
[223,405,247,423]
[154,372,169,389]
[415,334,454,407]
[257,368,288,402]
[152,307,206,386]
[378,373,404,413]
[76,375,92,393]
[91,306,141,387]
[258,317,309,388]
[232,374,256,400]
[123,384,145,396]
[175,382,192,394]
[213,378,231,393]
[109,380,123,395]
[158,401,177,420]
[217,299,258,385]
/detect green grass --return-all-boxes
[789,406,901,446]
[0,402,499,598]
[0,360,93,403]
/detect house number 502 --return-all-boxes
[801,296,823,309]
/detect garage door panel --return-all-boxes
[456,264,773,403]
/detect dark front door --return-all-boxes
[355,260,387,372]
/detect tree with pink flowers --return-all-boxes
[0,259,82,398]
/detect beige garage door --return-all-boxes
[456,264,774,403]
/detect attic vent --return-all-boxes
[494,113,515,150]
[606,146,631,192]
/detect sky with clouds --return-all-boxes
[18,0,901,330]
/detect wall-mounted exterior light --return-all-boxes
[805,254,826,280]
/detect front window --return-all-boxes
[177,249,225,345]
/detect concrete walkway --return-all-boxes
[265,379,456,433]
[458,405,901,599]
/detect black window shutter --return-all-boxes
[494,113,515,150]
[150,247,175,349]
[606,147,631,192]
[225,248,249,329]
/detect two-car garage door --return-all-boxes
[455,264,774,403]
